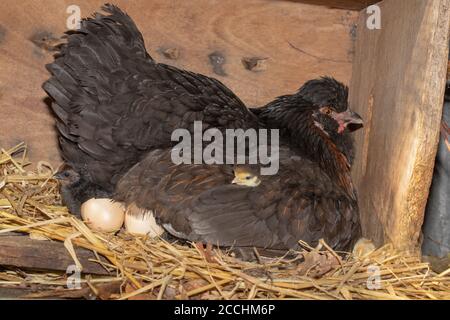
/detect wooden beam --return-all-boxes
[284,0,380,10]
[0,282,121,299]
[0,233,110,275]
[349,0,450,248]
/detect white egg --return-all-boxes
[80,198,125,232]
[125,203,164,237]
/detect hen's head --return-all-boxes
[257,77,363,165]
[298,77,363,136]
[257,77,364,198]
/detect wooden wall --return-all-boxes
[0,0,357,167]
[349,0,450,249]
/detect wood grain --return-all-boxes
[0,283,121,299]
[349,0,450,249]
[0,233,110,275]
[0,0,357,166]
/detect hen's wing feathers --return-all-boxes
[181,185,284,248]
[114,149,360,251]
[43,4,258,189]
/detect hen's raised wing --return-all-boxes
[43,4,259,191]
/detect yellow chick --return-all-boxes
[231,167,261,187]
[352,237,376,257]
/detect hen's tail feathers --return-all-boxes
[42,3,151,124]
[83,3,150,61]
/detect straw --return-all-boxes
[0,143,449,300]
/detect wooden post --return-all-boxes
[349,0,450,249]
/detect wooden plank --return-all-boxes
[0,287,40,300]
[285,0,380,10]
[0,233,110,275]
[349,0,450,249]
[0,0,357,166]
[0,282,121,299]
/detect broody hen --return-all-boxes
[43,5,364,252]
[114,78,364,253]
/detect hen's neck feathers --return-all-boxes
[257,96,356,200]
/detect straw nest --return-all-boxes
[0,143,449,300]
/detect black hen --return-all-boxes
[43,4,364,253]
[114,78,363,253]
[43,4,260,213]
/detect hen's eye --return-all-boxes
[324,107,333,115]
[245,176,251,180]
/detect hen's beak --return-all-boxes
[231,177,238,184]
[334,110,364,133]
